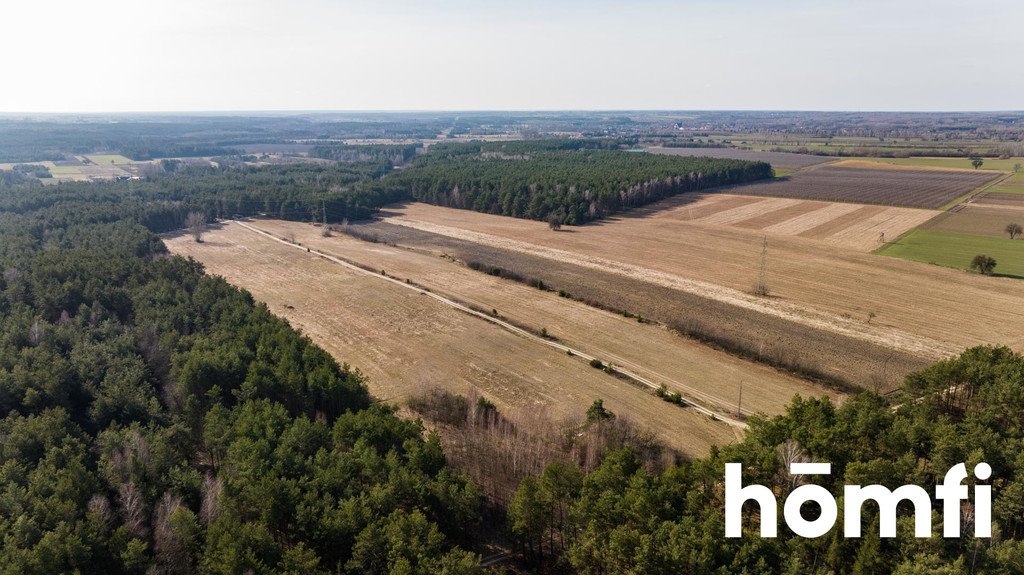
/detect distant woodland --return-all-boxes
[393,141,773,225]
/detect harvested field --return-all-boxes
[647,147,831,170]
[641,193,938,251]
[246,219,838,418]
[727,164,998,208]
[354,219,933,392]
[381,202,1024,359]
[163,221,741,457]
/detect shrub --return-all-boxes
[970,254,997,275]
[407,388,470,426]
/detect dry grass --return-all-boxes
[356,219,930,392]
[163,221,741,457]
[382,202,1024,355]
[251,219,838,418]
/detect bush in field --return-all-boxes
[970,254,997,275]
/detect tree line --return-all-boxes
[391,142,773,225]
[311,143,421,165]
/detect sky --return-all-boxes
[2,0,1022,113]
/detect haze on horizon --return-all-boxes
[3,0,1022,114]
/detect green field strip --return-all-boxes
[876,229,1024,278]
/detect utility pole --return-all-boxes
[737,381,743,417]
[322,200,327,226]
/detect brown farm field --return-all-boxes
[381,202,1024,359]
[355,219,933,392]
[161,220,791,457]
[637,193,939,251]
[246,219,836,416]
[647,147,831,170]
[920,192,1024,238]
[727,162,999,208]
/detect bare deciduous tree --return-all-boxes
[118,482,148,539]
[152,492,197,575]
[775,439,809,492]
[185,211,206,243]
[200,474,223,526]
[28,318,43,346]
[88,494,114,526]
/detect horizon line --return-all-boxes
[2,108,1023,116]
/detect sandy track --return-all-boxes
[250,219,838,418]
[382,203,1024,354]
[386,216,957,358]
[163,222,741,456]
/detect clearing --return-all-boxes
[246,218,838,419]
[164,221,750,457]
[84,154,133,165]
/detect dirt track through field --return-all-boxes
[382,202,1024,355]
[164,221,758,456]
[237,218,753,425]
[250,219,840,416]
[385,216,957,358]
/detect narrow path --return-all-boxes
[231,219,748,429]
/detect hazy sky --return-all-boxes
[2,0,1021,112]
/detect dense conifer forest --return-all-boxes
[500,346,1024,574]
[394,141,773,225]
[0,178,481,573]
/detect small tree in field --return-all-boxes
[1006,222,1022,240]
[1014,162,1022,173]
[970,254,997,275]
[586,399,614,423]
[970,156,984,170]
[185,212,206,243]
[547,213,562,231]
